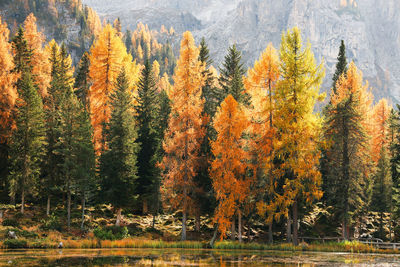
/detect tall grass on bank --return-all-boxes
[0,238,398,254]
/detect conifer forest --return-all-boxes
[2,1,400,253]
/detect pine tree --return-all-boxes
[244,43,280,243]
[135,60,159,215]
[194,37,218,231]
[390,105,400,231]
[8,28,46,213]
[218,44,249,105]
[332,40,347,94]
[276,27,325,245]
[210,94,250,241]
[74,105,96,230]
[160,31,205,241]
[324,62,373,239]
[74,52,91,107]
[100,69,139,226]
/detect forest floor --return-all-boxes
[0,204,398,254]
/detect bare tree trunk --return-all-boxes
[181,210,187,241]
[115,208,122,226]
[21,188,25,214]
[143,198,148,214]
[67,189,71,231]
[195,212,201,232]
[81,193,86,230]
[286,212,291,243]
[210,223,219,248]
[268,221,273,244]
[46,195,51,216]
[0,210,3,220]
[10,194,15,206]
[238,211,242,243]
[292,200,298,245]
[231,215,236,241]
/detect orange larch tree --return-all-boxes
[160,31,205,241]
[244,43,280,243]
[88,24,139,151]
[371,98,391,164]
[23,13,51,98]
[210,94,250,241]
[0,16,18,143]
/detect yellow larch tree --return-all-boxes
[210,94,250,241]
[160,31,205,241]
[89,24,140,152]
[275,27,325,245]
[244,43,280,243]
[0,16,18,143]
[23,13,51,98]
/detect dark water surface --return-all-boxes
[0,248,400,266]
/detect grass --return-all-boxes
[0,238,398,254]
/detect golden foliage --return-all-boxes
[210,94,250,238]
[160,31,205,215]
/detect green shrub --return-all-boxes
[93,226,129,240]
[3,239,28,248]
[40,214,62,231]
[2,218,19,227]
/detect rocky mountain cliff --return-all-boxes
[82,0,400,102]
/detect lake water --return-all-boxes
[0,248,399,266]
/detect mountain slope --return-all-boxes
[82,0,400,101]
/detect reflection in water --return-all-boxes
[0,248,400,266]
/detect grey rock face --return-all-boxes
[83,0,400,101]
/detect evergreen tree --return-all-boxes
[218,44,249,105]
[100,69,139,226]
[74,52,90,107]
[194,37,218,230]
[74,105,96,230]
[8,28,46,213]
[332,40,347,94]
[134,60,159,215]
[390,105,400,226]
[324,62,373,239]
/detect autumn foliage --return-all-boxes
[88,24,140,151]
[210,94,250,238]
[0,17,18,142]
[160,31,205,240]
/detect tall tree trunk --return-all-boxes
[21,187,25,214]
[286,212,291,243]
[81,193,86,230]
[292,200,298,245]
[10,194,15,206]
[46,195,51,216]
[67,189,71,231]
[181,210,187,241]
[210,223,219,248]
[115,208,122,226]
[195,212,201,232]
[238,210,242,243]
[143,198,148,214]
[231,215,236,241]
[268,221,273,244]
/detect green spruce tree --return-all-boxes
[218,44,249,105]
[332,40,347,94]
[100,69,139,226]
[8,28,46,214]
[134,60,159,215]
[74,52,91,107]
